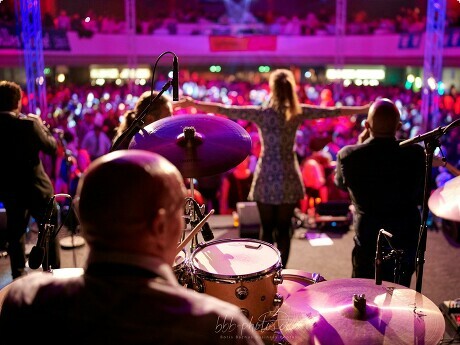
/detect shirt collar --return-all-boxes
[86,250,179,286]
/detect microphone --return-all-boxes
[29,196,56,269]
[172,55,179,101]
[375,229,393,285]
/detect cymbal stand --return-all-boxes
[184,198,206,253]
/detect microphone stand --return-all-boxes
[56,133,85,249]
[399,118,460,293]
[41,223,54,272]
[110,80,172,152]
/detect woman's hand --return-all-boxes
[362,102,373,113]
[175,96,195,108]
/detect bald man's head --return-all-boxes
[76,150,186,248]
[365,98,401,138]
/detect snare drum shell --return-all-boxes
[190,238,283,323]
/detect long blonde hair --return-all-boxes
[268,69,301,121]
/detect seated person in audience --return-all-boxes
[301,150,330,210]
[0,150,264,345]
[300,139,332,211]
[219,156,254,215]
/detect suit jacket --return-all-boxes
[0,257,264,345]
[0,111,57,201]
[335,137,425,251]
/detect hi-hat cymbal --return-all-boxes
[428,175,460,221]
[278,278,445,345]
[129,114,251,178]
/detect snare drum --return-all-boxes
[277,269,326,300]
[190,238,283,324]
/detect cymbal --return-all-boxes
[277,278,445,345]
[129,114,252,178]
[428,175,460,221]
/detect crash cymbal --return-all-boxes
[129,114,251,178]
[428,175,460,221]
[277,278,445,345]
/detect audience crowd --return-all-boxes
[1,5,459,37]
[12,75,459,217]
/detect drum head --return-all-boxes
[191,238,281,279]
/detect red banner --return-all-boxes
[209,36,277,52]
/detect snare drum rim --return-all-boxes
[190,238,282,281]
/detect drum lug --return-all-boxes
[178,271,190,287]
[273,270,283,285]
[193,276,205,293]
[273,293,284,307]
[240,308,250,318]
[235,285,249,300]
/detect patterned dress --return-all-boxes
[217,105,341,205]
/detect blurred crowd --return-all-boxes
[20,76,459,216]
[1,5,459,37]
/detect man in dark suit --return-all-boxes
[335,98,425,287]
[0,150,264,345]
[0,80,60,279]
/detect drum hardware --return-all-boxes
[235,285,249,300]
[375,229,405,285]
[273,270,283,285]
[173,249,190,287]
[184,196,214,252]
[192,275,204,293]
[273,293,283,307]
[310,272,326,284]
[176,208,214,256]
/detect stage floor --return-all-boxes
[1,214,459,341]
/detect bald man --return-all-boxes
[335,98,425,287]
[0,150,264,345]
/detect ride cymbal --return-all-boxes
[129,114,252,178]
[277,278,445,345]
[428,175,460,222]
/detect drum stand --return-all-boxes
[183,179,214,253]
[178,179,215,289]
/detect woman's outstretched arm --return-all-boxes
[176,96,225,114]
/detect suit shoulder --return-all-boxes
[337,144,361,158]
[399,141,425,154]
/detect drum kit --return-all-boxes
[0,115,451,343]
[128,114,448,344]
[0,114,450,344]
